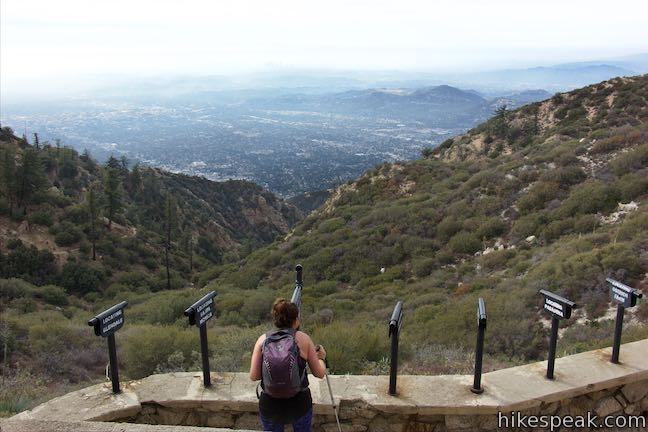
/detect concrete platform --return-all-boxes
[0,420,253,432]
[8,339,648,431]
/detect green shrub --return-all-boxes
[62,205,88,224]
[318,217,346,233]
[436,217,462,242]
[310,280,338,297]
[480,249,516,271]
[541,218,574,241]
[517,182,560,214]
[512,213,545,239]
[10,297,37,313]
[123,325,197,379]
[555,181,620,218]
[476,218,508,240]
[27,210,54,227]
[225,267,265,290]
[58,261,103,295]
[53,222,82,247]
[128,290,197,325]
[117,271,154,290]
[591,126,644,154]
[448,232,481,255]
[600,244,642,275]
[617,173,648,202]
[0,278,34,305]
[311,321,388,374]
[574,214,599,234]
[617,212,648,241]
[211,326,261,372]
[540,166,585,187]
[240,289,276,325]
[412,257,437,278]
[37,285,69,306]
[29,321,86,353]
[0,243,57,285]
[610,144,648,175]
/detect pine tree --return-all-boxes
[16,147,46,215]
[1,148,16,215]
[181,231,196,274]
[106,155,121,170]
[86,182,101,260]
[103,165,122,230]
[33,133,40,149]
[492,105,510,139]
[164,193,176,290]
[127,163,143,196]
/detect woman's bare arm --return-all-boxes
[300,332,326,379]
[249,334,265,381]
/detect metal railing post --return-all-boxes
[388,301,403,395]
[471,298,487,394]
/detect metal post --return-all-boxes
[199,324,211,387]
[107,333,120,393]
[472,328,485,393]
[471,297,487,394]
[389,325,399,395]
[611,305,625,364]
[388,301,403,395]
[546,317,559,380]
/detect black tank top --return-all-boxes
[259,330,311,423]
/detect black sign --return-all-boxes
[539,289,576,320]
[607,278,642,308]
[185,291,216,327]
[477,297,487,329]
[88,301,128,337]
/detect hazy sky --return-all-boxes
[2,0,648,94]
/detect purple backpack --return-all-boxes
[261,328,306,398]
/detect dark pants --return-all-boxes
[260,407,313,432]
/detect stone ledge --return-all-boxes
[0,420,254,432]
[11,339,648,421]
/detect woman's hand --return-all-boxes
[316,344,327,361]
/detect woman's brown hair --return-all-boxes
[272,298,299,329]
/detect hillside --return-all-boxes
[201,74,648,372]
[0,130,302,415]
[1,75,647,417]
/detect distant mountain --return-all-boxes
[245,84,547,129]
[464,64,635,92]
[411,85,486,104]
[490,89,553,109]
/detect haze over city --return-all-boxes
[2,0,648,97]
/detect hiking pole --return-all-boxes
[292,265,303,312]
[294,265,341,432]
[292,264,303,329]
[318,346,342,432]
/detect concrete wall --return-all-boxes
[11,340,648,431]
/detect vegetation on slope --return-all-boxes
[0,129,300,415]
[199,74,648,372]
[1,75,647,416]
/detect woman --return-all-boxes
[250,298,327,432]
